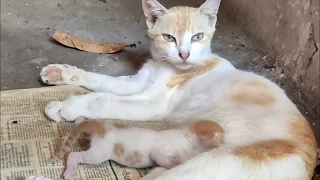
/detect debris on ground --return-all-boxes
[52,31,135,54]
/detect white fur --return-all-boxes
[27,0,315,179]
[62,123,211,180]
[37,54,310,180]
[146,146,307,180]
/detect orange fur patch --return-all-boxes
[148,6,214,41]
[234,115,317,179]
[290,115,318,178]
[167,59,220,89]
[234,140,297,161]
[229,79,276,105]
[76,120,106,138]
[189,120,224,139]
[125,151,142,166]
[172,7,192,38]
[113,143,125,157]
[50,120,107,162]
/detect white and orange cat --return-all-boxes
[27,0,317,179]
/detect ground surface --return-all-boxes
[1,0,318,141]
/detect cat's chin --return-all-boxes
[174,63,194,70]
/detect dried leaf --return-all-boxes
[52,31,134,54]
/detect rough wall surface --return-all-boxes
[221,0,319,130]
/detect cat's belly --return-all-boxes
[165,103,290,147]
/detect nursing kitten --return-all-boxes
[50,118,223,180]
[28,0,317,179]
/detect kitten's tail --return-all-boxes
[47,120,107,163]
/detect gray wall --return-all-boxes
[221,0,319,132]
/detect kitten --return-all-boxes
[50,118,223,180]
[28,0,317,179]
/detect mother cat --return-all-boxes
[30,0,317,179]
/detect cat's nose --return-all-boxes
[179,51,190,61]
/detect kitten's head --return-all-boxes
[142,0,221,69]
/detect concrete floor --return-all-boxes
[1,0,318,139]
[0,0,273,90]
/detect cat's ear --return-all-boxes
[142,0,168,29]
[197,0,221,26]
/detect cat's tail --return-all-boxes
[156,118,317,179]
[47,120,107,163]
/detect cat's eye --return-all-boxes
[191,33,204,42]
[163,34,176,42]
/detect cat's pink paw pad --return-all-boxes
[45,66,62,82]
[40,64,81,85]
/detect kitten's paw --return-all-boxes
[63,167,78,180]
[40,64,84,85]
[25,176,53,180]
[45,101,82,122]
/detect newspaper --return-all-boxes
[0,85,168,180]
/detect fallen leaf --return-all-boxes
[52,31,134,54]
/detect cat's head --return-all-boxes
[142,0,221,69]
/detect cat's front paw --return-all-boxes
[25,176,53,180]
[45,100,84,122]
[40,64,85,86]
[45,101,65,122]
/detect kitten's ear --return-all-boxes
[142,0,168,29]
[197,0,221,26]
